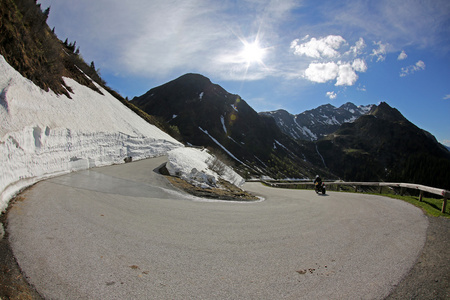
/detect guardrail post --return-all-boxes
[442,197,448,213]
[419,191,424,202]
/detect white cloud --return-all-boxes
[326,91,337,99]
[352,58,367,72]
[291,33,372,87]
[371,41,387,62]
[442,140,450,147]
[400,60,426,77]
[416,60,426,69]
[304,62,339,83]
[348,37,366,56]
[357,84,367,92]
[304,59,366,86]
[301,34,310,41]
[291,35,347,58]
[443,94,450,100]
[291,34,372,87]
[397,50,407,60]
[336,63,358,86]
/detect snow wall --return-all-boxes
[0,55,183,212]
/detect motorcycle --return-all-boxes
[315,182,326,195]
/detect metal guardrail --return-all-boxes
[258,180,449,213]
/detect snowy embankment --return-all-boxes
[166,147,245,188]
[0,55,183,212]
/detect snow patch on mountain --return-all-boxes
[198,127,246,166]
[221,115,227,134]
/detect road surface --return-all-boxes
[8,156,428,299]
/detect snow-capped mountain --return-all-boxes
[260,102,373,141]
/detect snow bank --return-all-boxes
[166,147,245,188]
[0,55,182,212]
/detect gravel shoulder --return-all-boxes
[386,216,450,299]
[0,195,44,300]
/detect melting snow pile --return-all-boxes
[166,147,245,189]
[0,55,183,212]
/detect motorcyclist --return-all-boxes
[314,175,322,186]
[314,175,322,193]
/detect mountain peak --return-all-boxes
[320,103,336,110]
[169,73,213,91]
[177,73,211,83]
[370,102,407,122]
[339,102,358,111]
[261,109,292,117]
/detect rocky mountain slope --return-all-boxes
[260,102,373,141]
[316,102,450,189]
[132,74,330,179]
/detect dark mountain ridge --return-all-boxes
[132,74,330,179]
[316,102,450,189]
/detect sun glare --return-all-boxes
[241,41,265,64]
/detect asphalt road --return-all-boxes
[8,156,428,299]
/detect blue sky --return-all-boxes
[38,0,450,146]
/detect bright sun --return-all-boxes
[241,41,265,64]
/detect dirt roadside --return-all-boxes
[0,196,44,300]
[0,184,448,299]
[386,216,449,299]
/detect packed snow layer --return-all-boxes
[166,147,245,188]
[0,55,183,212]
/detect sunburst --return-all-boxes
[240,40,266,65]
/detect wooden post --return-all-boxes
[379,186,382,194]
[442,197,448,214]
[419,191,423,202]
